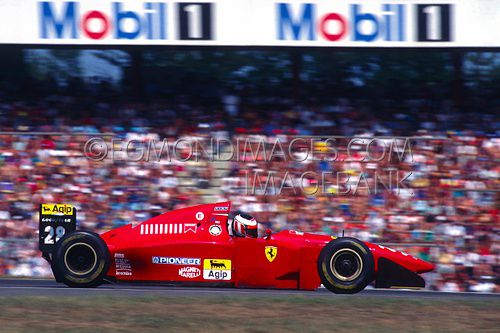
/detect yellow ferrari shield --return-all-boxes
[265,246,278,262]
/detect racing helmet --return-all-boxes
[231,213,258,238]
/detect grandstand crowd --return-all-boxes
[0,94,498,293]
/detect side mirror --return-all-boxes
[265,228,272,239]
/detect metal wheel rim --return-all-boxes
[64,242,98,276]
[330,248,363,282]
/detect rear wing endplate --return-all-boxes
[39,203,77,253]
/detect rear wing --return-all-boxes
[39,204,77,254]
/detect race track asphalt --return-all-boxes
[0,278,498,299]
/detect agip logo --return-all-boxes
[41,203,74,216]
[277,2,452,43]
[39,1,214,41]
[203,259,231,280]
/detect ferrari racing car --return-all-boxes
[38,202,434,294]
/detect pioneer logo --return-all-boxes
[152,257,201,265]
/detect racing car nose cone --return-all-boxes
[417,259,434,273]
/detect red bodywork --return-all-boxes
[100,202,433,290]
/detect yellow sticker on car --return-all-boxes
[203,259,231,280]
[265,246,278,262]
[41,203,74,216]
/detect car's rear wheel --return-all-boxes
[52,231,110,288]
[317,237,374,294]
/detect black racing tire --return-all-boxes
[52,231,110,288]
[317,237,374,294]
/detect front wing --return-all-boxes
[375,258,426,289]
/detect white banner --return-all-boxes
[0,0,498,47]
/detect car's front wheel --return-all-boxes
[317,237,374,294]
[52,231,110,288]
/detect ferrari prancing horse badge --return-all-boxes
[265,246,278,262]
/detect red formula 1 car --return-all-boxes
[38,202,433,294]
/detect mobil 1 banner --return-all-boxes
[39,203,77,253]
[0,0,498,47]
[274,1,477,46]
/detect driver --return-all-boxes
[229,213,258,238]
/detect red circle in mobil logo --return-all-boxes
[319,13,347,41]
[82,10,110,39]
